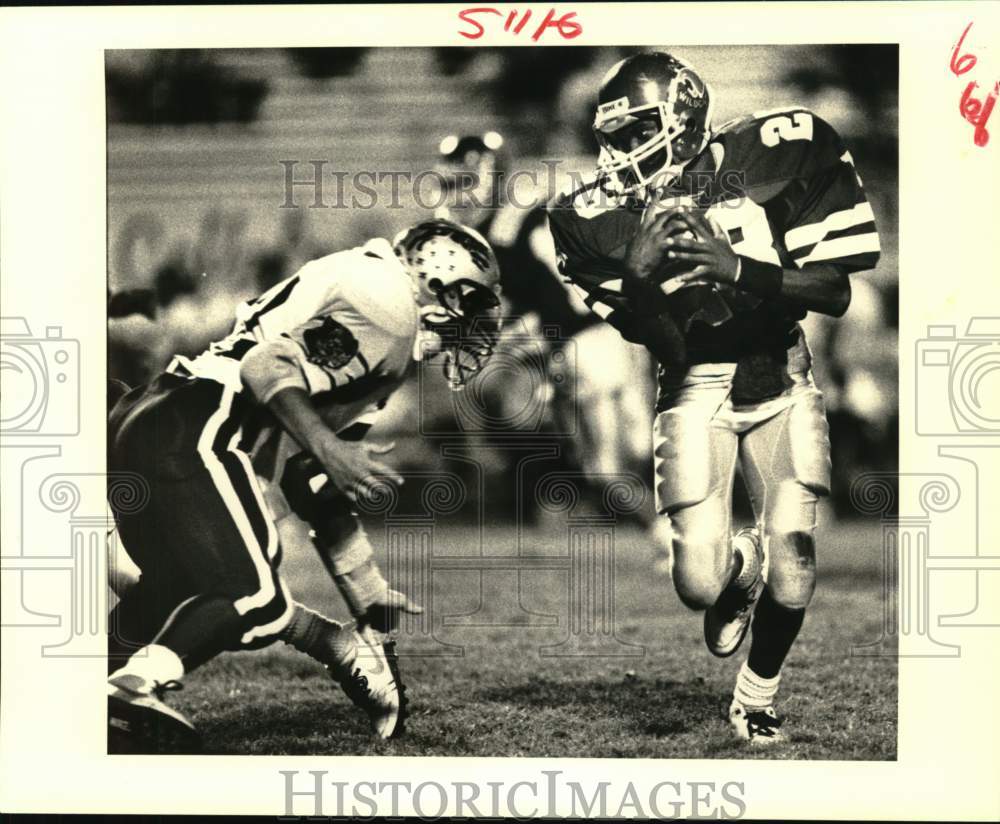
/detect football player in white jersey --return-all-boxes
[107,220,502,752]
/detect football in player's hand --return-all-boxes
[653,213,699,287]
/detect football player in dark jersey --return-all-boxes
[548,52,880,744]
[435,132,657,514]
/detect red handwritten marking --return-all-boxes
[949,21,996,147]
[458,7,581,41]
[457,7,501,39]
[960,81,998,147]
[950,21,977,75]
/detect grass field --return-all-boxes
[171,517,896,760]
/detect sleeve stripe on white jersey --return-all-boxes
[590,300,615,319]
[784,201,875,252]
[798,232,881,265]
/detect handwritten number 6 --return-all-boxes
[759,112,814,147]
[950,22,976,76]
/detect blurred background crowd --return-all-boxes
[107,45,898,522]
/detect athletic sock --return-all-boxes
[109,643,185,695]
[279,602,356,675]
[746,587,806,679]
[733,659,781,710]
[149,594,244,673]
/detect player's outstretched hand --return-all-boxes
[664,209,740,286]
[358,588,425,637]
[312,434,404,504]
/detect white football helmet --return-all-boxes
[393,219,502,390]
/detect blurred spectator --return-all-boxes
[107,50,268,125]
[286,48,369,79]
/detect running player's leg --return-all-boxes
[730,387,830,742]
[109,379,292,689]
[654,406,739,610]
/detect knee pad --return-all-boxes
[672,561,727,610]
[669,512,731,610]
[765,529,817,609]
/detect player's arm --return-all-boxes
[665,211,853,317]
[263,386,402,502]
[250,369,410,622]
[665,116,880,318]
[548,204,686,369]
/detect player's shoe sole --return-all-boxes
[335,629,408,740]
[728,699,786,746]
[107,682,200,754]
[704,527,765,657]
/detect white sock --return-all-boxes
[109,644,185,694]
[733,660,780,709]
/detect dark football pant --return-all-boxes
[108,372,292,669]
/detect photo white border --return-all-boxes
[2,2,999,819]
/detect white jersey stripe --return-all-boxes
[799,232,881,265]
[228,427,280,562]
[590,300,615,320]
[241,578,294,644]
[195,386,277,616]
[784,201,875,252]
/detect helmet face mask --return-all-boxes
[595,103,676,192]
[394,219,502,391]
[593,53,713,194]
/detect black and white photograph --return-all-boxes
[104,42,899,759]
[1,3,998,821]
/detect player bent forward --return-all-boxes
[548,52,881,744]
[107,220,502,752]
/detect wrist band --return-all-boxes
[736,256,784,298]
[335,559,389,618]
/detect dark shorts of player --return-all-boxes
[109,372,292,651]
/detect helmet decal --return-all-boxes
[592,52,713,194]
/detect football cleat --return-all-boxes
[704,527,765,657]
[107,675,200,754]
[332,628,408,740]
[728,699,786,746]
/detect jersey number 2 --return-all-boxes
[759,112,814,147]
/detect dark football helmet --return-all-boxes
[393,219,502,390]
[593,52,713,193]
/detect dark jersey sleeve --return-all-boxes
[546,180,640,333]
[724,109,881,273]
[492,204,594,338]
[547,181,686,368]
